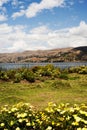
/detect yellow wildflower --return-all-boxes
[10,120,14,126]
[11,107,18,112]
[46,126,52,130]
[73,115,81,122]
[0,123,5,127]
[82,128,87,130]
[72,121,79,126]
[77,128,82,130]
[18,119,23,123]
[15,127,20,130]
[26,122,31,126]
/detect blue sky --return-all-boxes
[0,0,87,53]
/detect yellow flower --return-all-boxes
[52,121,55,125]
[15,127,20,130]
[69,107,74,112]
[21,113,27,118]
[25,119,28,122]
[81,119,87,124]
[17,113,27,118]
[73,115,81,122]
[11,107,18,112]
[0,123,5,127]
[77,128,82,130]
[72,121,79,126]
[18,119,23,123]
[66,116,71,120]
[46,126,52,130]
[29,114,32,117]
[56,123,60,126]
[82,128,87,130]
[10,120,14,126]
[26,122,31,126]
[79,110,87,116]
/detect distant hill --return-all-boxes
[0,46,87,63]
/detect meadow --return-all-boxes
[0,65,87,109]
[0,65,87,129]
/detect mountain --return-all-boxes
[0,46,87,63]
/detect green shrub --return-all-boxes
[35,67,52,77]
[69,66,81,73]
[41,69,52,76]
[44,64,54,70]
[31,66,42,73]
[59,73,69,80]
[78,68,87,74]
[0,71,9,81]
[14,73,22,83]
[0,65,87,83]
[37,64,54,77]
[1,74,9,81]
[69,66,87,74]
[22,69,35,82]
[6,70,16,80]
[52,68,60,78]
[51,80,71,89]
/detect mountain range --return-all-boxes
[0,46,87,63]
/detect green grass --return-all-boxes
[0,73,87,110]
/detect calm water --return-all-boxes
[0,62,87,70]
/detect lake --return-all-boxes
[0,62,87,70]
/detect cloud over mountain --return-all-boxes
[0,21,87,53]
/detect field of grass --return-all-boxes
[0,73,87,110]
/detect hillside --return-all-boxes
[0,46,87,63]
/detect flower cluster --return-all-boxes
[0,102,87,130]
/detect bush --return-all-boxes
[51,80,71,89]
[52,68,60,78]
[22,69,35,82]
[69,66,87,74]
[6,70,16,80]
[14,73,23,83]
[59,73,69,80]
[0,71,9,81]
[35,67,51,77]
[78,68,87,74]
[0,65,87,83]
[31,66,42,73]
[0,102,87,130]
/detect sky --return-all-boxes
[0,0,87,53]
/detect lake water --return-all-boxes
[0,62,87,70]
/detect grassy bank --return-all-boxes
[0,72,87,110]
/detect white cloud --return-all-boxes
[8,40,28,52]
[26,0,64,18]
[69,21,87,36]
[11,0,25,9]
[0,14,7,21]
[11,0,18,6]
[30,25,50,34]
[0,0,9,6]
[0,0,9,20]
[0,21,87,53]
[0,6,7,13]
[12,10,25,19]
[12,0,65,19]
